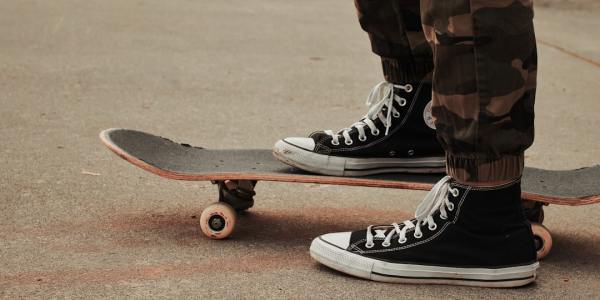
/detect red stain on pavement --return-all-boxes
[0,254,310,286]
[1,205,413,287]
[3,206,411,243]
[3,206,411,257]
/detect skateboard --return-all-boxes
[100,128,600,260]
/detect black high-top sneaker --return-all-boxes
[310,177,539,287]
[273,79,444,176]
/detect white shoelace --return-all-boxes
[325,81,413,146]
[365,176,460,248]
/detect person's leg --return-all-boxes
[273,0,445,176]
[355,0,432,84]
[309,0,539,287]
[422,0,537,185]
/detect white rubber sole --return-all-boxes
[310,237,539,288]
[273,139,445,176]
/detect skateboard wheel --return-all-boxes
[199,202,237,239]
[531,223,553,260]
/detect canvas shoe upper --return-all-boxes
[274,79,445,176]
[310,177,539,287]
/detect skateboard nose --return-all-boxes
[318,232,352,250]
[281,137,316,151]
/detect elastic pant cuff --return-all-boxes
[381,57,433,84]
[446,153,524,184]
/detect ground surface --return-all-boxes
[1,1,599,299]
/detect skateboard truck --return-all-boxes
[212,180,257,211]
[522,199,552,260]
[523,199,547,223]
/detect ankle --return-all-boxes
[381,57,433,84]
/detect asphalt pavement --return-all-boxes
[1,0,599,298]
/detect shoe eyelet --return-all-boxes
[365,242,375,249]
[440,214,448,220]
[371,129,380,136]
[414,232,423,239]
[393,112,400,118]
[331,140,340,146]
[345,139,353,146]
[447,203,455,211]
[428,223,437,231]
[450,188,459,197]
[399,99,407,106]
[381,241,391,247]
[404,84,413,93]
[359,135,367,142]
[398,238,407,244]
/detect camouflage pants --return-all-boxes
[355,0,537,183]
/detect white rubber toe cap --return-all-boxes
[319,232,352,250]
[282,137,316,151]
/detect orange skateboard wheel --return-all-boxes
[200,202,237,239]
[531,223,553,260]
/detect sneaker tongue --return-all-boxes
[373,228,387,239]
[380,98,406,116]
[310,126,361,140]
[371,224,397,238]
[371,220,418,238]
[308,131,329,142]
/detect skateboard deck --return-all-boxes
[100,128,600,206]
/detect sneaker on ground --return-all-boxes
[273,80,445,176]
[309,177,539,288]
